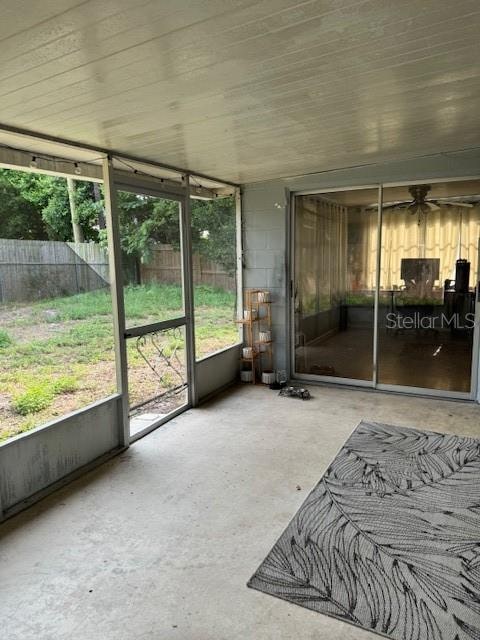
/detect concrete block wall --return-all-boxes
[242,182,289,371]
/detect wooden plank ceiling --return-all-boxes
[1,0,479,183]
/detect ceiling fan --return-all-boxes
[382,184,473,214]
[384,186,475,228]
[364,184,474,224]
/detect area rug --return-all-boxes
[248,421,480,640]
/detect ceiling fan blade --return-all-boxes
[432,198,474,208]
[365,202,403,210]
[384,202,410,209]
[359,196,474,211]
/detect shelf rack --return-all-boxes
[236,288,273,384]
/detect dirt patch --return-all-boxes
[0,304,80,343]
[0,359,117,441]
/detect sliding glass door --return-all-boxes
[377,182,479,395]
[293,188,379,383]
[292,179,480,398]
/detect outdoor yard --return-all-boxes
[0,284,238,441]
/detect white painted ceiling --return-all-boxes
[1,0,479,184]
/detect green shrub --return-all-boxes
[13,384,53,415]
[0,330,12,348]
[11,374,78,418]
[52,375,78,394]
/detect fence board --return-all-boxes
[0,240,234,304]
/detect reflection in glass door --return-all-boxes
[293,188,379,382]
[115,184,191,438]
[293,179,480,397]
[377,182,479,394]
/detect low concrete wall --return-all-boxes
[0,395,122,519]
[196,344,242,403]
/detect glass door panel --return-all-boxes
[293,188,379,382]
[115,182,190,438]
[117,190,184,328]
[377,181,480,393]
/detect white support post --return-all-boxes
[235,187,244,342]
[102,156,130,446]
[473,238,480,402]
[182,175,197,407]
[372,184,383,388]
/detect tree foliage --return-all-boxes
[0,168,236,273]
[0,171,47,240]
[115,191,236,273]
[116,191,180,261]
[0,169,100,241]
[191,198,236,275]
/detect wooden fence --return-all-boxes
[0,239,235,304]
[140,245,236,292]
[0,239,109,303]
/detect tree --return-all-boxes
[66,177,84,243]
[115,193,236,274]
[116,191,180,261]
[190,197,236,275]
[0,171,48,240]
[0,169,100,241]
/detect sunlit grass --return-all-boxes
[0,284,238,440]
[33,283,236,322]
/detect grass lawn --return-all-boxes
[0,284,239,441]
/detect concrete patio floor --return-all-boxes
[1,384,479,640]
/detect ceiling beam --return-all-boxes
[0,122,240,188]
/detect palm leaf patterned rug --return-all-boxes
[248,421,480,640]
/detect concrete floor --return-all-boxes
[1,384,480,640]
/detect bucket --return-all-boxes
[261,370,276,385]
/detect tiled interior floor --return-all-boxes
[296,327,473,392]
